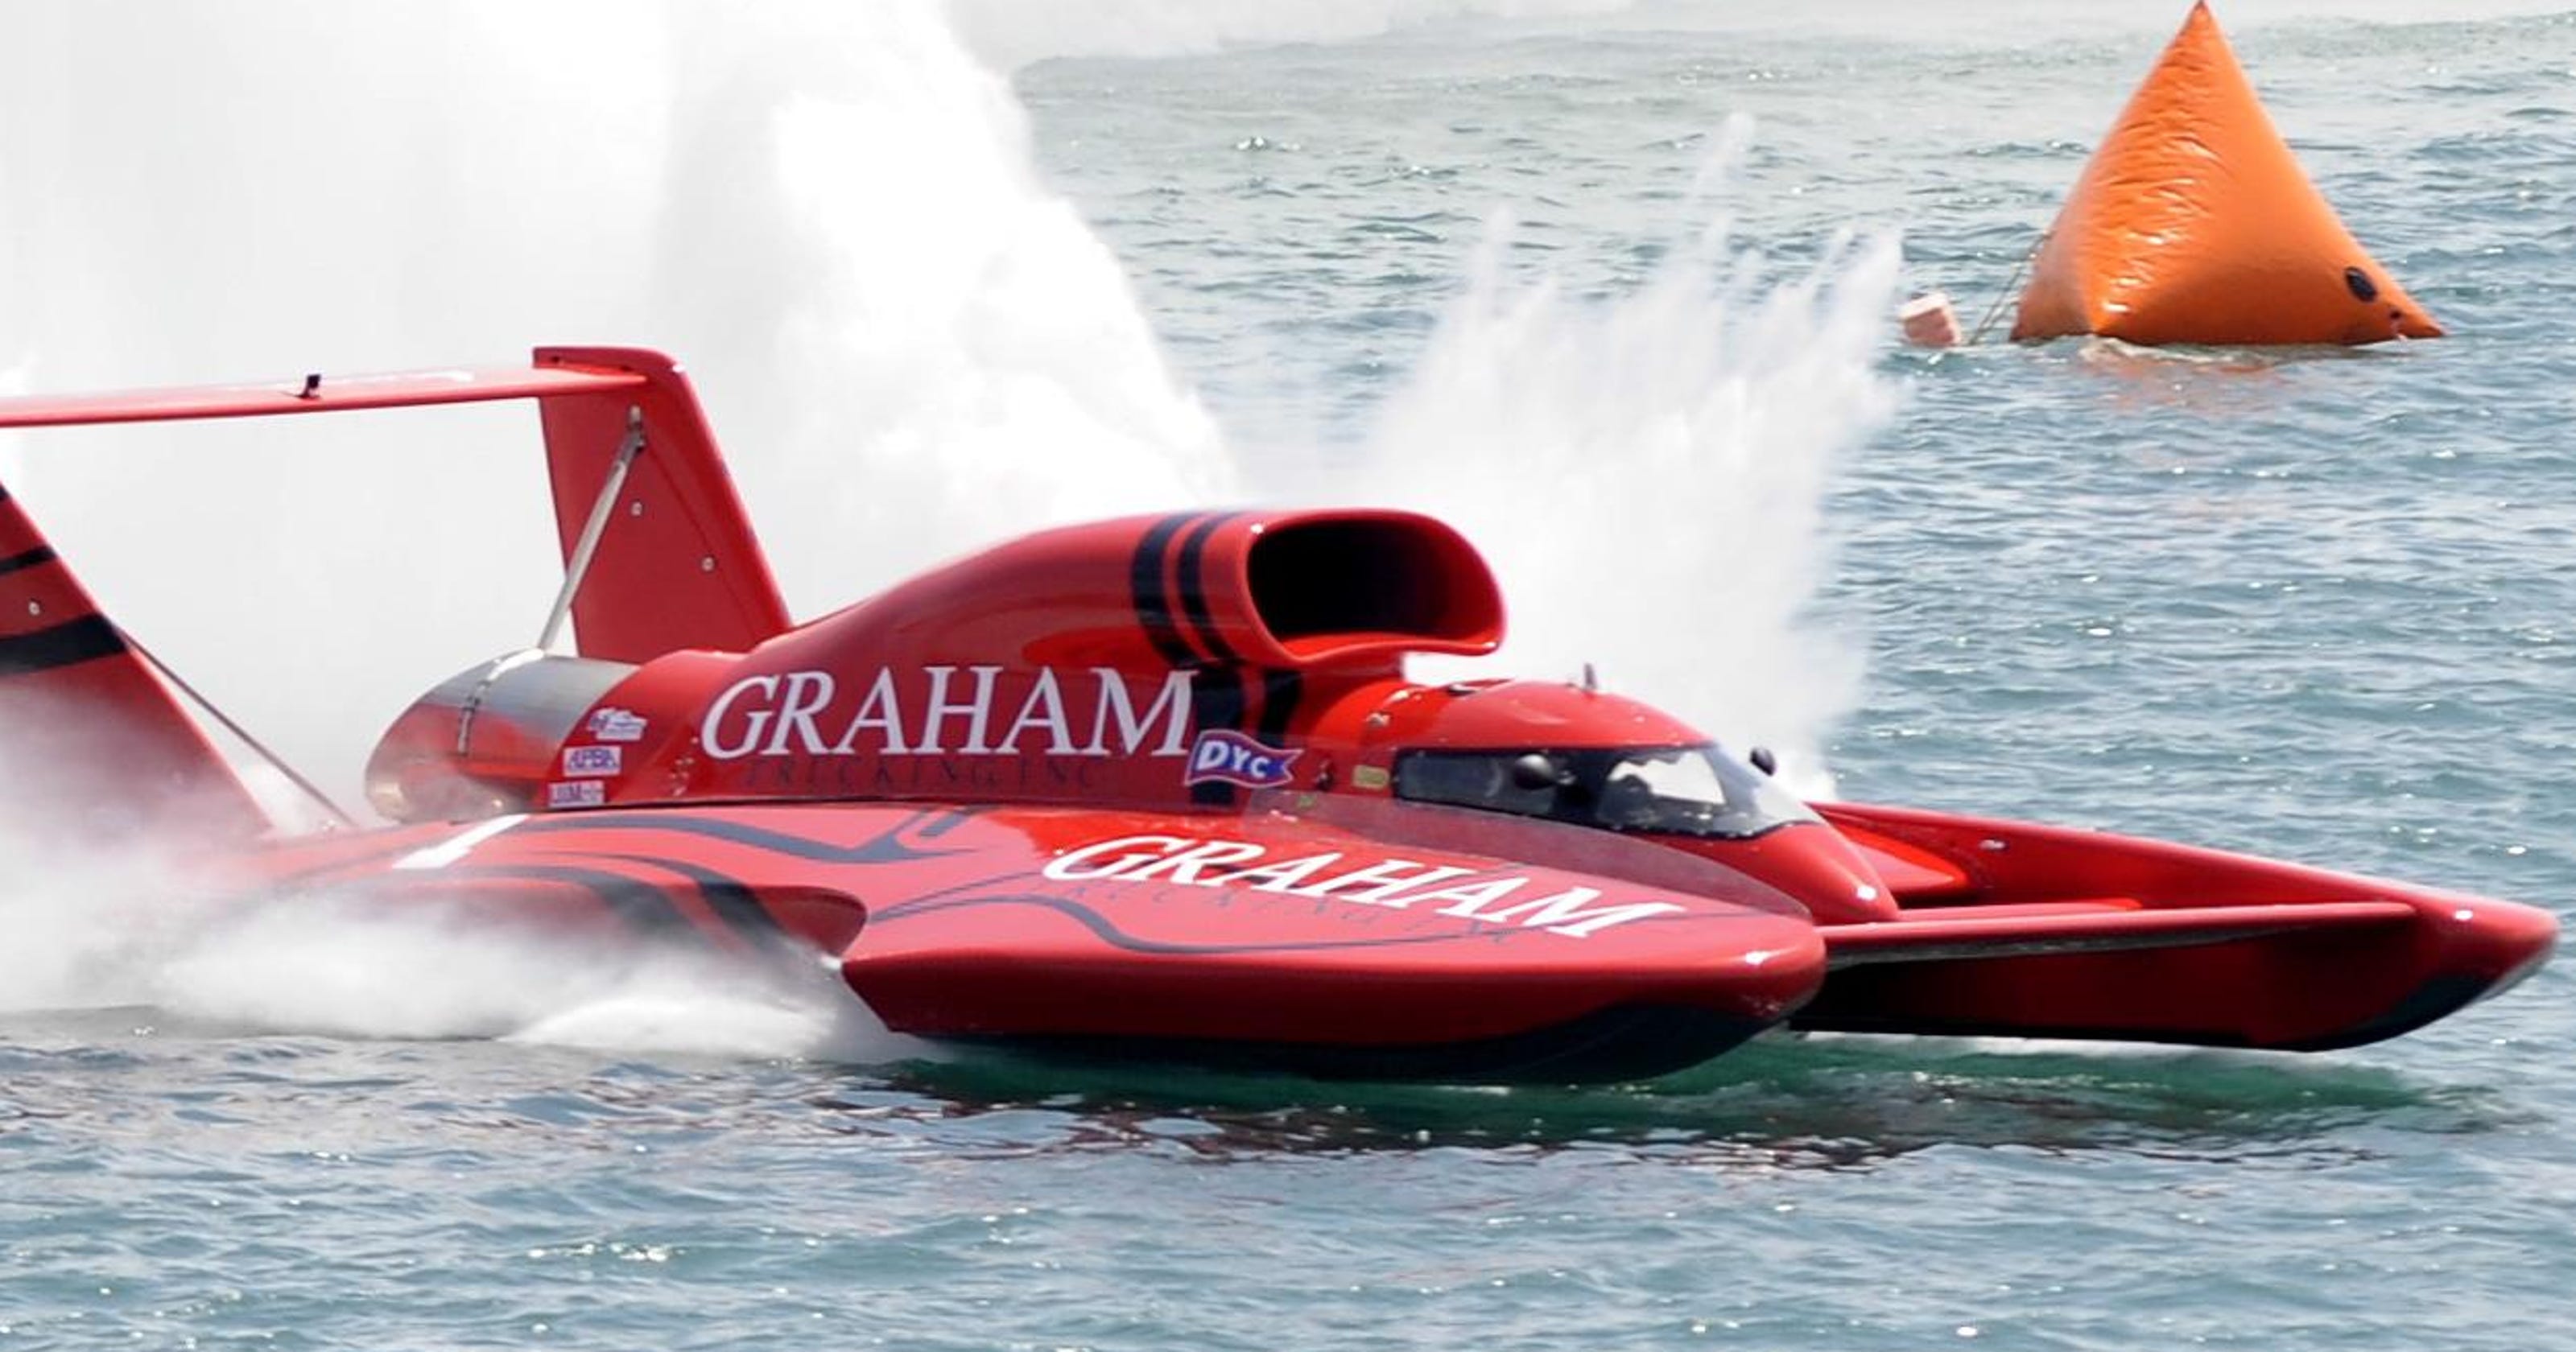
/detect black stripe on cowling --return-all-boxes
[1130,512,1200,670]
[1187,670,1250,807]
[1166,513,1253,806]
[0,481,12,506]
[1256,670,1304,744]
[0,545,59,579]
[1172,511,1242,665]
[0,614,125,678]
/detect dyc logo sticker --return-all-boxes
[1184,729,1300,789]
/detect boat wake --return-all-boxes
[0,820,925,1063]
[874,1028,2496,1166]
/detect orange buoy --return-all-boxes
[2012,2,2442,346]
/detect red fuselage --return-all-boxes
[2,352,2550,1082]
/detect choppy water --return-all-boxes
[6,2,2575,1348]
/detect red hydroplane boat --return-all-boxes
[0,348,2552,1082]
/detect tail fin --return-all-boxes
[0,478,268,843]
[533,348,793,663]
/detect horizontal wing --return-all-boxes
[0,364,646,427]
[0,347,788,664]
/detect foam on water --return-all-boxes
[164,903,915,1062]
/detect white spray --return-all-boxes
[0,0,1227,799]
[0,0,1214,1057]
[0,4,1897,1049]
[1346,125,1900,793]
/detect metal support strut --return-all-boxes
[122,628,358,830]
[535,404,646,655]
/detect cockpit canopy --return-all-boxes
[1393,743,1815,840]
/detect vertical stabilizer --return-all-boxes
[533,348,792,663]
[0,479,268,843]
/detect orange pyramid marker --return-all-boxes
[2012,2,2442,346]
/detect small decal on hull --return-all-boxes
[562,745,622,777]
[586,707,648,743]
[547,781,607,809]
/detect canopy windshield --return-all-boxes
[1393,744,1814,841]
